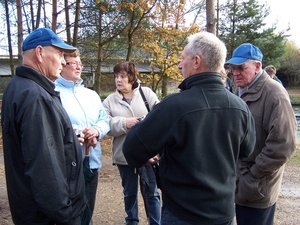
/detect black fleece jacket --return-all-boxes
[123,72,255,224]
[1,66,87,224]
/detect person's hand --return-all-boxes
[83,127,99,140]
[146,155,160,165]
[85,137,98,148]
[77,133,85,146]
[126,117,140,129]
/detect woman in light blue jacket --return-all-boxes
[55,50,110,223]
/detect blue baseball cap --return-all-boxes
[22,28,76,52]
[226,43,263,65]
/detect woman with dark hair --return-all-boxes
[103,62,161,225]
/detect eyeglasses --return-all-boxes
[66,61,84,68]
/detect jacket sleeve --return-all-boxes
[102,95,129,137]
[123,99,171,168]
[239,108,256,159]
[94,98,110,140]
[250,94,297,179]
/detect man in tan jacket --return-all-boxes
[227,43,297,225]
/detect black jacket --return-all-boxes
[123,73,255,224]
[1,66,86,224]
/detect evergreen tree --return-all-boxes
[218,0,288,63]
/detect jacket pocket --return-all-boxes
[69,160,78,197]
[236,170,265,203]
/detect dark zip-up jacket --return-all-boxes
[123,73,256,224]
[1,66,87,225]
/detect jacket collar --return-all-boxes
[241,71,269,101]
[16,65,58,96]
[178,72,223,91]
[55,75,83,88]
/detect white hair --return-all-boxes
[185,32,227,72]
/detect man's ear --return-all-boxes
[35,45,44,63]
[194,55,201,69]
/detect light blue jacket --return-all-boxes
[55,76,110,170]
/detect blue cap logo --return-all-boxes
[226,43,263,65]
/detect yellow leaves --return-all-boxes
[128,3,136,11]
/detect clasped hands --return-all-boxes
[77,127,98,148]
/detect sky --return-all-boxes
[262,0,300,47]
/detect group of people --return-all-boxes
[1,27,296,225]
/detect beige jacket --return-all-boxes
[102,84,159,165]
[235,71,297,208]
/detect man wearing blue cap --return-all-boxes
[226,43,297,225]
[1,28,87,224]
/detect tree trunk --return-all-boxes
[72,0,81,46]
[95,8,103,94]
[52,0,57,31]
[5,0,15,76]
[35,0,42,29]
[16,0,23,66]
[64,0,71,43]
[206,0,216,35]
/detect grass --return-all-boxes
[287,87,300,105]
[289,94,300,105]
[288,143,300,165]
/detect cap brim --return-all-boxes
[226,57,248,65]
[52,43,77,53]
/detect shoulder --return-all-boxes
[103,91,119,103]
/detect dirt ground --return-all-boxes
[0,138,300,225]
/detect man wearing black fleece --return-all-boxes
[123,31,256,225]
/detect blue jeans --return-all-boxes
[117,164,161,225]
[161,207,233,225]
[235,203,276,225]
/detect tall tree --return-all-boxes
[278,41,300,86]
[4,0,15,75]
[206,0,216,34]
[122,0,156,61]
[52,0,57,30]
[72,0,81,46]
[218,0,288,62]
[140,0,200,97]
[64,0,71,43]
[16,0,23,65]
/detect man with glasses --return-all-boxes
[1,28,87,224]
[226,43,297,225]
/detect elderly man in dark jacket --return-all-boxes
[123,32,256,225]
[1,28,87,225]
[227,43,297,225]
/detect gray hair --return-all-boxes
[185,32,227,72]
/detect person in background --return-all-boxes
[264,65,283,85]
[102,62,161,225]
[123,32,256,225]
[55,49,110,224]
[1,28,87,224]
[224,64,234,92]
[226,43,297,225]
